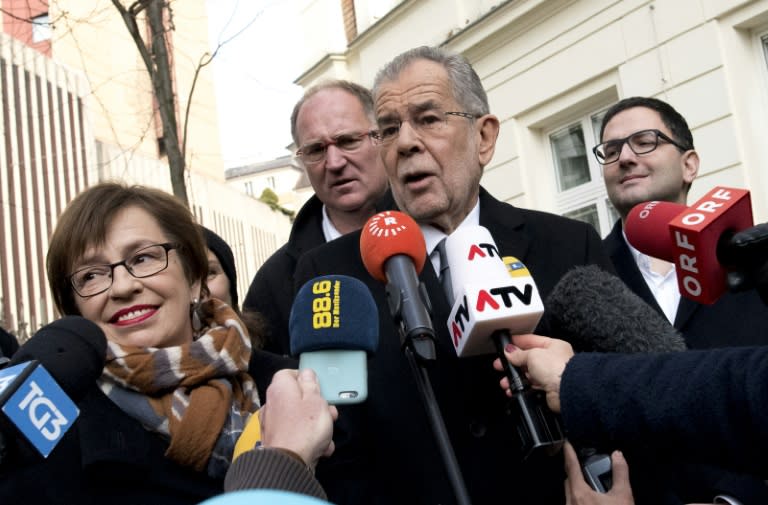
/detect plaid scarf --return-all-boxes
[97,299,260,478]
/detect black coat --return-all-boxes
[603,219,768,348]
[562,347,768,479]
[562,347,768,503]
[0,326,19,361]
[602,219,768,504]
[243,195,327,355]
[0,386,222,505]
[294,188,613,505]
[0,346,296,505]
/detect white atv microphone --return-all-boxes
[443,225,563,460]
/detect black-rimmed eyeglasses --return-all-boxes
[592,129,691,165]
[296,131,377,164]
[371,110,478,145]
[68,242,179,298]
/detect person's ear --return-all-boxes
[476,114,500,167]
[681,149,699,185]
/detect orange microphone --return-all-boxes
[359,210,435,358]
[360,210,426,282]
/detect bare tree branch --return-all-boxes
[111,0,188,205]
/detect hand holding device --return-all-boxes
[257,369,337,468]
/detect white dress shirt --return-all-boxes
[623,229,680,324]
[321,205,342,242]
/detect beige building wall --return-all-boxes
[295,0,768,228]
[0,4,293,339]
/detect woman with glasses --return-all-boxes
[1,182,334,504]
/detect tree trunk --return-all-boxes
[112,0,189,206]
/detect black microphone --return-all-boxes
[546,265,687,353]
[545,265,686,492]
[360,211,472,505]
[0,316,106,462]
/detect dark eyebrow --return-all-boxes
[376,100,442,124]
[75,240,161,269]
[376,112,400,124]
[410,100,440,114]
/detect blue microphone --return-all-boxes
[289,275,378,404]
[0,316,106,460]
[199,489,331,504]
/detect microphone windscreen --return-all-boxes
[10,316,107,401]
[289,275,378,355]
[625,201,686,261]
[359,210,426,283]
[546,265,686,353]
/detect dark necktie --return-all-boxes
[435,238,453,305]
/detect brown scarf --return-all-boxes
[97,299,260,478]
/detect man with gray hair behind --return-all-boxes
[293,46,613,504]
[243,80,389,354]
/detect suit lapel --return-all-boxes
[673,296,699,330]
[604,221,666,316]
[478,189,530,261]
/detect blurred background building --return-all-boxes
[293,0,768,234]
[2,0,767,339]
[0,0,290,339]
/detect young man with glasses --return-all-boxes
[594,97,768,505]
[597,96,768,348]
[242,80,389,354]
[292,46,614,505]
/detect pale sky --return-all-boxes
[206,0,305,167]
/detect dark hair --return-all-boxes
[201,226,239,310]
[599,96,694,150]
[372,46,489,116]
[290,79,375,146]
[47,182,208,316]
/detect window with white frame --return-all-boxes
[549,108,620,237]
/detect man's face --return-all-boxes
[374,59,497,233]
[295,88,387,215]
[601,106,698,218]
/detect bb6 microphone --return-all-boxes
[444,225,564,460]
[289,275,378,404]
[625,186,753,304]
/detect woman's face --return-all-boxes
[72,206,201,348]
[206,249,232,306]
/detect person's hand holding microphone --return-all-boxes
[492,333,573,413]
[259,368,338,470]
